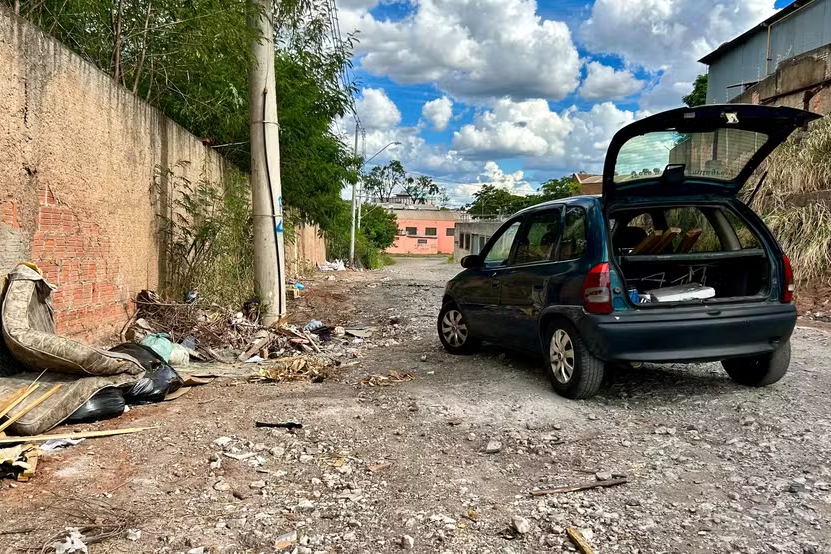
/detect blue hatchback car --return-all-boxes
[438,104,817,399]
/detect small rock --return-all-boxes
[467,433,476,441]
[401,535,415,549]
[512,515,531,534]
[232,489,250,500]
[484,440,502,454]
[213,481,231,492]
[587,414,599,421]
[214,436,233,447]
[343,531,357,541]
[274,530,298,550]
[741,416,756,426]
[296,499,316,512]
[596,471,613,482]
[187,548,205,554]
[581,528,595,542]
[126,529,141,541]
[420,354,427,362]
[789,482,806,494]
[250,480,267,489]
[405,518,417,529]
[270,446,286,457]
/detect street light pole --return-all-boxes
[350,140,401,265]
[349,122,360,267]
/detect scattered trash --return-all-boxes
[333,326,345,337]
[126,529,142,541]
[566,527,596,554]
[53,528,88,554]
[356,371,413,387]
[123,364,185,405]
[40,438,85,452]
[140,333,174,363]
[245,355,265,363]
[0,443,39,481]
[302,320,324,333]
[318,260,345,271]
[345,328,374,339]
[254,421,303,429]
[293,282,306,291]
[184,289,199,304]
[274,530,298,550]
[530,477,628,496]
[168,343,190,367]
[65,388,126,424]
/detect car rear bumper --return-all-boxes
[578,302,796,363]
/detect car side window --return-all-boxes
[483,221,521,267]
[558,207,588,261]
[514,209,562,265]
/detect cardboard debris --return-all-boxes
[250,356,331,383]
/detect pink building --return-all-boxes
[386,209,460,255]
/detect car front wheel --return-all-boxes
[437,303,479,355]
[721,340,790,387]
[544,320,604,399]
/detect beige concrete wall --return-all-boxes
[0,7,229,342]
[286,224,327,275]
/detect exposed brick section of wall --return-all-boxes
[31,185,128,342]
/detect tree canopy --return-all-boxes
[465,175,580,217]
[683,74,708,107]
[13,0,358,232]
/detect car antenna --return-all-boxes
[745,171,768,208]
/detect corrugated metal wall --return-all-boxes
[707,0,831,103]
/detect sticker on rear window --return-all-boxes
[724,112,739,124]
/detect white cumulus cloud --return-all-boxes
[580,61,644,101]
[579,0,777,112]
[339,0,582,101]
[421,96,454,131]
[451,98,635,173]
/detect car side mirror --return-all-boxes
[460,255,483,269]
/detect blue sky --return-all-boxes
[336,0,794,204]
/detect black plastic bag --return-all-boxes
[123,364,184,404]
[109,342,164,371]
[65,388,126,424]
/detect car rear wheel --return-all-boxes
[437,303,479,355]
[721,340,790,387]
[544,320,604,399]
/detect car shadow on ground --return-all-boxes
[601,362,744,403]
[475,344,743,403]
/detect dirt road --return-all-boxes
[2,256,831,554]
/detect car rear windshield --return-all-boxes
[611,205,763,255]
[613,128,768,184]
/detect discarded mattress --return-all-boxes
[1,264,143,376]
[0,370,137,436]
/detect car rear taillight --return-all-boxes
[583,263,612,314]
[782,254,795,303]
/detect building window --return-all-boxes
[405,227,417,236]
[417,238,428,246]
[464,234,471,250]
[425,227,437,236]
[446,227,455,236]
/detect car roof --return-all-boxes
[512,194,600,217]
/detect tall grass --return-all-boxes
[747,116,831,282]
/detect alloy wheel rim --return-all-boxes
[550,329,575,384]
[441,309,468,347]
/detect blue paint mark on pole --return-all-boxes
[277,195,283,213]
[276,219,283,233]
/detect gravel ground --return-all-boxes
[2,256,830,554]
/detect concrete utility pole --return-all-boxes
[349,121,359,267]
[248,0,286,325]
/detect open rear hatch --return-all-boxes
[602,104,816,307]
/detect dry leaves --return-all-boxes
[250,356,331,383]
[356,370,413,387]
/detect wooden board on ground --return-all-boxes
[0,426,152,445]
[676,228,703,253]
[0,384,62,433]
[566,527,595,554]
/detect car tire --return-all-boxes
[721,340,790,387]
[544,320,604,399]
[437,303,479,355]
